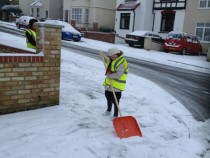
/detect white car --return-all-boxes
[125,30,163,48]
[16,16,36,29]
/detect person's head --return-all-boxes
[28,18,38,30]
[108,47,123,60]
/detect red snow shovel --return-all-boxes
[100,52,142,139]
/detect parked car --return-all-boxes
[16,16,36,29]
[164,31,202,55]
[44,20,81,42]
[125,30,163,48]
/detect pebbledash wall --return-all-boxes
[0,23,63,114]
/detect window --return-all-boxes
[85,9,89,23]
[45,11,48,18]
[146,33,153,37]
[192,36,199,43]
[199,0,210,8]
[72,8,82,23]
[37,8,39,17]
[186,35,192,42]
[168,33,182,39]
[64,10,68,22]
[153,34,161,38]
[160,11,175,32]
[120,13,130,30]
[196,23,210,42]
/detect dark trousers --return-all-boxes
[105,91,122,117]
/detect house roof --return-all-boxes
[116,2,140,11]
[30,1,43,7]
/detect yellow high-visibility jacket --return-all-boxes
[25,29,36,49]
[103,55,128,91]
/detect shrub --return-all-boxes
[99,26,114,33]
[2,5,22,15]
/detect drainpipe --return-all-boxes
[152,10,155,31]
[132,10,135,32]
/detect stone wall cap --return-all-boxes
[35,22,64,28]
[0,51,44,56]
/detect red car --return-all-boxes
[164,32,202,55]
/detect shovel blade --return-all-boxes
[113,116,142,139]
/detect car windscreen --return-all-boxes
[167,33,182,39]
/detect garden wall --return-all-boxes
[144,37,165,51]
[0,23,63,114]
[83,31,115,44]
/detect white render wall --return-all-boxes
[135,0,153,31]
[19,0,33,16]
[35,0,48,19]
[173,10,185,32]
[115,0,153,43]
[49,0,62,20]
[153,10,185,39]
[63,0,90,8]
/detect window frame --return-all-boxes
[160,11,175,32]
[72,8,82,23]
[84,8,89,23]
[37,8,39,18]
[120,13,130,30]
[198,0,210,9]
[196,23,210,43]
[45,11,48,18]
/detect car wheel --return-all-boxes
[180,48,186,55]
[128,43,134,47]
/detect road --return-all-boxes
[128,57,210,121]
[1,26,210,121]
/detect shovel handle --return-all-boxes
[100,52,122,117]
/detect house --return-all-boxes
[115,0,154,43]
[18,0,62,20]
[183,0,210,54]
[115,0,188,43]
[62,0,116,31]
[152,0,187,38]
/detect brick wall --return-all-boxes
[83,31,115,43]
[0,23,63,114]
